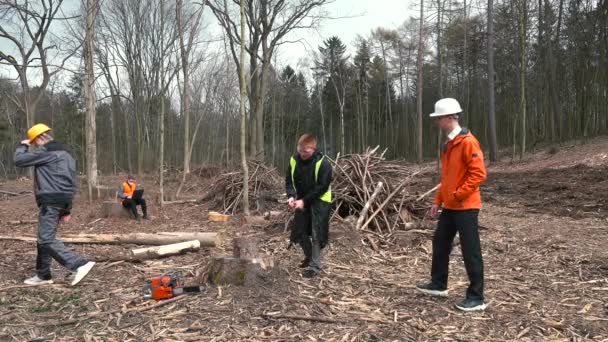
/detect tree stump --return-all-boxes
[204,236,274,286]
[101,201,133,219]
[233,236,259,260]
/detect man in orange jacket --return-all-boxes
[118,175,148,221]
[416,98,488,311]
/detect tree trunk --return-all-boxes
[517,0,527,159]
[416,0,425,163]
[546,0,562,143]
[177,0,191,178]
[0,232,218,246]
[84,0,98,200]
[240,0,250,215]
[462,0,470,125]
[159,95,166,206]
[487,0,498,162]
[318,81,327,150]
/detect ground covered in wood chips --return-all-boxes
[0,137,607,341]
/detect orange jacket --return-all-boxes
[434,129,487,210]
[122,181,136,199]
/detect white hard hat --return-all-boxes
[429,98,463,117]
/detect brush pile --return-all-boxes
[331,147,434,235]
[201,160,283,214]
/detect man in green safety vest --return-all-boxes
[285,134,333,278]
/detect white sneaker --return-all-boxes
[71,261,95,286]
[24,275,54,286]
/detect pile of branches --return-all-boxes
[331,147,435,235]
[201,160,283,214]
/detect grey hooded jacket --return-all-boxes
[14,141,77,206]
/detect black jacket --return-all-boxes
[285,151,332,207]
[14,141,77,206]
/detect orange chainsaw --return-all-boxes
[142,270,204,300]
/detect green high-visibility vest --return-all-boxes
[289,156,332,203]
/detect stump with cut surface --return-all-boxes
[101,201,133,219]
[204,236,274,286]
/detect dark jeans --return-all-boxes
[431,209,484,300]
[290,201,331,273]
[122,198,147,218]
[37,204,88,279]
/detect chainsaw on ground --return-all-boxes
[142,270,205,300]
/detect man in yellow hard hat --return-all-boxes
[14,124,95,286]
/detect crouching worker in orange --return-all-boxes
[118,175,148,221]
[286,134,333,278]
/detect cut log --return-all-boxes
[263,211,283,219]
[131,240,200,260]
[208,211,230,222]
[205,256,274,286]
[101,201,133,218]
[0,232,218,247]
[233,236,259,260]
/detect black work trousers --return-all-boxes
[431,209,484,300]
[122,198,147,218]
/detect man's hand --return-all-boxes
[20,139,30,146]
[429,204,440,219]
[127,195,132,199]
[59,214,71,224]
[294,200,305,209]
[287,197,296,209]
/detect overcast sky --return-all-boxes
[0,0,417,87]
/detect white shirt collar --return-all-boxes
[447,125,462,141]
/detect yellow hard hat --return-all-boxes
[27,124,51,143]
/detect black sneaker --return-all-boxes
[298,258,310,268]
[302,269,318,278]
[455,298,487,312]
[416,283,448,297]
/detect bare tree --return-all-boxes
[487,0,498,162]
[176,0,203,177]
[516,0,527,160]
[208,0,330,159]
[416,0,424,164]
[239,0,249,215]
[0,0,76,128]
[175,0,204,198]
[84,0,98,198]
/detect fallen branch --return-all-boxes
[5,220,38,225]
[356,182,383,230]
[163,199,199,205]
[0,232,218,247]
[416,184,439,202]
[0,190,20,196]
[359,175,419,231]
[262,313,346,324]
